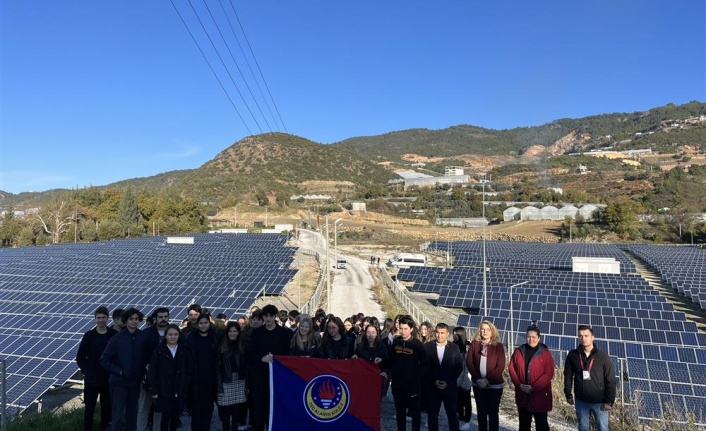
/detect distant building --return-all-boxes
[577,165,589,174]
[436,217,488,228]
[578,204,599,220]
[290,194,333,201]
[444,166,465,176]
[503,207,521,222]
[351,202,367,212]
[539,205,561,221]
[520,206,541,221]
[559,205,579,220]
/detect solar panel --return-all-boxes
[0,233,299,413]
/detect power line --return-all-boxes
[185,0,264,133]
[169,0,253,135]
[218,0,281,131]
[200,0,273,132]
[228,0,288,133]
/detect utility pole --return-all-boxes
[508,280,530,359]
[325,215,331,312]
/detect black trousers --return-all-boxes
[250,374,270,431]
[518,407,549,431]
[190,396,214,431]
[427,387,459,431]
[84,384,111,431]
[392,380,421,431]
[110,384,140,431]
[456,388,472,422]
[160,406,181,431]
[217,403,247,431]
[472,387,503,431]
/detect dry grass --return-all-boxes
[369,267,406,319]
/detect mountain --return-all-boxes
[334,101,706,161]
[175,133,396,203]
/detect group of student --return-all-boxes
[76,304,616,431]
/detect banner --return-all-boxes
[269,356,381,431]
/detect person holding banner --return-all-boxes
[247,304,291,431]
[389,315,429,431]
[352,322,389,399]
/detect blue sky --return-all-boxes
[1,1,704,194]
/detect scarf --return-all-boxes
[481,341,488,357]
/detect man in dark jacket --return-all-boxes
[76,306,118,431]
[424,323,463,431]
[564,325,616,431]
[100,308,149,431]
[138,307,169,431]
[389,315,429,431]
[246,304,291,431]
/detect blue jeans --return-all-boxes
[575,399,609,431]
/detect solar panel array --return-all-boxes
[0,233,298,414]
[429,241,637,272]
[622,244,706,310]
[403,241,706,423]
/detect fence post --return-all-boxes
[1,359,7,431]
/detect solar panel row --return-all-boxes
[0,233,299,413]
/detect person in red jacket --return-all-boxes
[509,325,555,431]
[466,320,505,431]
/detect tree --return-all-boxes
[0,206,22,247]
[117,187,142,236]
[36,199,74,244]
[604,199,642,239]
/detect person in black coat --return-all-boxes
[147,324,194,431]
[316,316,353,359]
[186,313,222,431]
[76,306,118,431]
[100,308,150,431]
[352,323,389,399]
[424,323,464,431]
[246,304,291,431]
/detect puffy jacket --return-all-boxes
[563,343,616,405]
[147,341,194,412]
[100,328,150,387]
[509,343,555,412]
[76,327,118,386]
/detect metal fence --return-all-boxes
[379,268,431,325]
[298,247,325,316]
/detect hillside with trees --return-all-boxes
[335,101,706,160]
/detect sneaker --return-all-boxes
[460,421,471,431]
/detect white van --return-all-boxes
[386,253,427,268]
[336,258,347,269]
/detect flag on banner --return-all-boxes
[269,356,381,431]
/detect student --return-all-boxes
[100,308,149,431]
[352,322,389,399]
[186,313,221,431]
[424,323,463,431]
[453,327,473,431]
[110,308,125,331]
[139,307,170,431]
[246,304,291,431]
[509,325,554,431]
[289,314,321,357]
[216,322,248,431]
[316,316,353,359]
[76,306,118,431]
[147,324,194,431]
[467,320,505,431]
[389,315,429,431]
